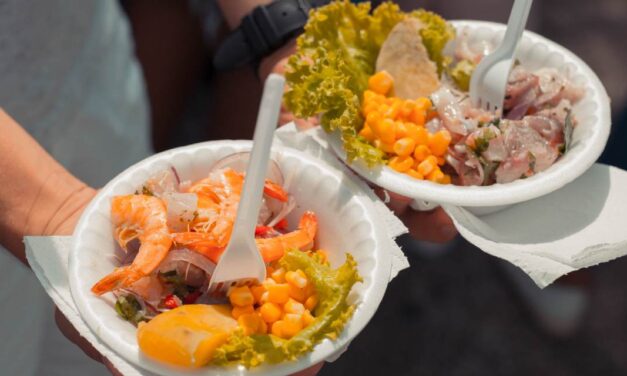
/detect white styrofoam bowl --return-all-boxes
[330,21,611,211]
[69,141,391,376]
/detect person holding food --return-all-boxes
[0,1,457,375]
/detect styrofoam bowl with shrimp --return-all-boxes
[69,140,391,375]
[330,21,611,213]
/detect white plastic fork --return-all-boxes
[469,0,533,112]
[207,74,285,297]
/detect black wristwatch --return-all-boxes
[213,0,330,71]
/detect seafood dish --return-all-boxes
[285,1,584,186]
[90,155,360,368]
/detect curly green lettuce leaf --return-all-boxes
[285,1,404,165]
[448,59,475,91]
[411,9,456,75]
[212,250,362,368]
[285,1,455,166]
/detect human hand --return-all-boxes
[47,188,125,374]
[376,188,457,243]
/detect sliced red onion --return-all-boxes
[163,193,198,232]
[210,152,283,185]
[144,169,179,197]
[158,248,216,279]
[267,195,296,227]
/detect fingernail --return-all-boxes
[439,224,457,239]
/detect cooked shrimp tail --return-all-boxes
[91,266,143,295]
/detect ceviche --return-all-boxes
[91,156,360,368]
[285,1,584,186]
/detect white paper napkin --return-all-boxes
[24,126,409,375]
[444,163,627,288]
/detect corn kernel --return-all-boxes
[394,122,408,139]
[406,169,425,180]
[389,156,414,173]
[409,107,426,125]
[285,270,308,289]
[368,71,394,95]
[259,302,283,323]
[363,90,377,103]
[238,313,262,335]
[413,144,431,162]
[440,174,452,184]
[417,156,437,176]
[259,291,269,304]
[428,168,445,183]
[302,310,316,326]
[229,286,254,307]
[267,284,290,304]
[406,126,429,145]
[437,156,446,166]
[232,305,255,319]
[284,299,305,315]
[271,320,286,338]
[288,284,307,302]
[373,118,396,144]
[365,111,382,126]
[374,139,395,154]
[428,130,451,156]
[384,101,402,120]
[359,125,376,141]
[415,97,432,111]
[250,285,266,304]
[282,314,304,337]
[393,137,416,157]
[400,101,415,119]
[271,267,286,283]
[305,294,318,311]
[304,280,316,297]
[258,317,268,334]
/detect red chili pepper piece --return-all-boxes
[275,218,288,231]
[164,294,179,309]
[255,225,272,236]
[183,291,202,304]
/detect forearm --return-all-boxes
[0,109,93,264]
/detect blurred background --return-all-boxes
[3,0,626,374]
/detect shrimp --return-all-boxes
[91,195,172,295]
[186,168,289,245]
[172,211,317,263]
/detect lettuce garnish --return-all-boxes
[285,1,455,165]
[212,249,362,368]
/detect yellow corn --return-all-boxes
[231,305,255,319]
[258,317,268,334]
[288,284,306,302]
[417,155,437,176]
[389,156,414,173]
[285,270,308,289]
[428,130,451,156]
[427,168,445,183]
[271,320,286,338]
[374,139,395,154]
[302,310,316,327]
[413,144,430,162]
[238,313,263,335]
[271,267,286,283]
[284,298,305,315]
[228,286,254,307]
[394,122,408,139]
[406,126,429,146]
[305,294,318,311]
[359,125,376,141]
[393,137,416,157]
[259,302,283,323]
[282,314,304,338]
[368,70,394,95]
[415,97,432,111]
[373,118,396,144]
[267,284,290,305]
[400,101,415,119]
[250,285,266,304]
[406,169,425,180]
